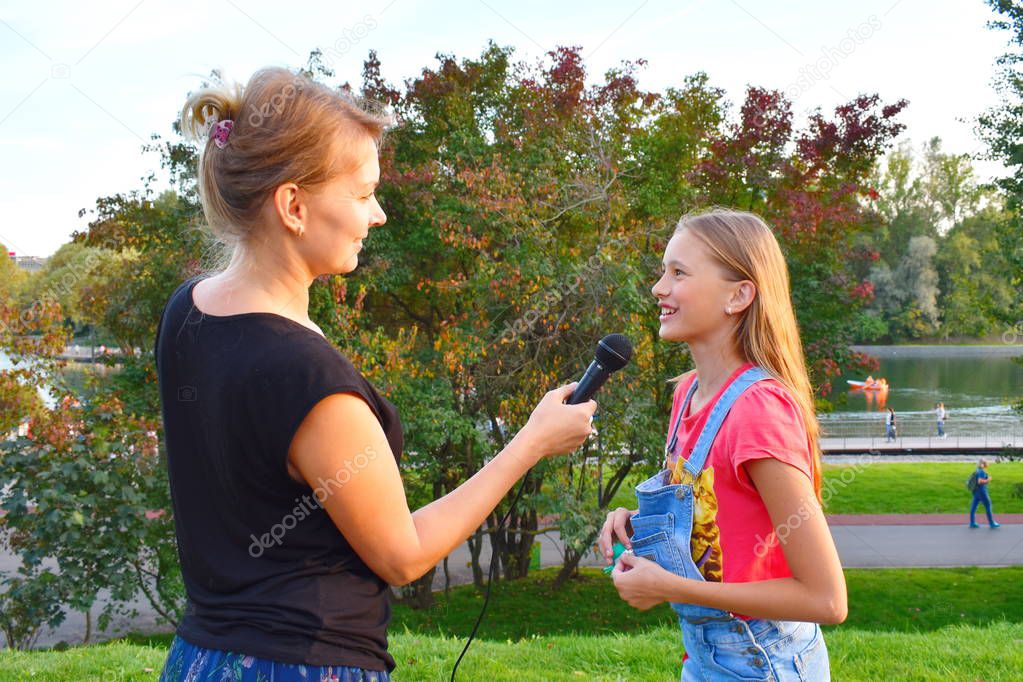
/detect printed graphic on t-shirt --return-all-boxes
[691,466,723,581]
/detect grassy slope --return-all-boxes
[3,624,1022,681]
[5,566,1022,681]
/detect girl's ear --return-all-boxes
[729,280,757,314]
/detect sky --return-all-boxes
[0,0,1013,258]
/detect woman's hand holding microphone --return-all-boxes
[514,382,598,466]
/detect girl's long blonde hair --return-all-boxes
[675,208,822,500]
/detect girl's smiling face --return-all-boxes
[651,228,747,343]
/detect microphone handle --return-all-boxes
[566,359,610,405]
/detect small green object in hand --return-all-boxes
[603,542,627,575]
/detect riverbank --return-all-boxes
[852,344,1023,358]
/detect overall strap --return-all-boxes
[666,377,700,457]
[668,367,772,481]
[685,366,771,478]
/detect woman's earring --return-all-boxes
[296,225,304,237]
[725,307,732,315]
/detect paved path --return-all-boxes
[828,513,1023,525]
[829,523,1023,568]
[8,516,1023,650]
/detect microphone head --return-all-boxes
[595,333,633,372]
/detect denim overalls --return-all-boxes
[631,367,829,681]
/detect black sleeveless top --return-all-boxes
[155,277,403,671]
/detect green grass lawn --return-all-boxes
[5,566,1021,681]
[3,623,1020,681]
[390,566,1023,638]
[604,462,1023,514]
[821,461,1023,514]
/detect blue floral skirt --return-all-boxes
[159,636,391,682]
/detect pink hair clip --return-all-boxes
[210,119,234,149]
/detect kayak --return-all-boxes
[847,379,889,391]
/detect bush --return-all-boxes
[0,570,65,651]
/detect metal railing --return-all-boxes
[819,431,1023,452]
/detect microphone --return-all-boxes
[566,333,633,405]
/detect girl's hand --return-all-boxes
[597,507,637,564]
[610,551,674,611]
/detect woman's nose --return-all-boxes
[370,197,386,227]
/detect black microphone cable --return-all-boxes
[450,334,633,680]
[450,476,529,681]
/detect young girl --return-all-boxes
[598,209,846,681]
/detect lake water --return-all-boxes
[0,350,106,411]
[821,345,1023,438]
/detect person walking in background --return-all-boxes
[968,458,1001,529]
[885,407,897,442]
[935,402,947,439]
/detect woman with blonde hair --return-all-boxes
[155,67,596,681]
[598,209,846,680]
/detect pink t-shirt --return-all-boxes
[665,362,814,587]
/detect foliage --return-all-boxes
[978,0,1023,329]
[0,246,28,303]
[690,88,907,389]
[0,151,202,645]
[0,371,185,637]
[0,42,918,645]
[862,137,1014,340]
[0,570,66,651]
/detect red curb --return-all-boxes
[826,513,1023,526]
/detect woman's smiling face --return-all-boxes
[650,228,739,343]
[300,134,387,276]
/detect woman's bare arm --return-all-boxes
[289,386,594,585]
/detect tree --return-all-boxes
[867,140,936,269]
[978,0,1023,327]
[691,88,907,393]
[935,204,1016,338]
[0,136,203,643]
[862,137,1008,341]
[921,137,982,230]
[0,247,27,303]
[894,235,940,335]
[335,45,683,592]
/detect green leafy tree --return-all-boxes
[691,88,907,393]
[863,137,1008,340]
[979,0,1023,328]
[0,247,27,303]
[935,204,1016,337]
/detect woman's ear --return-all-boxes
[271,182,306,237]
